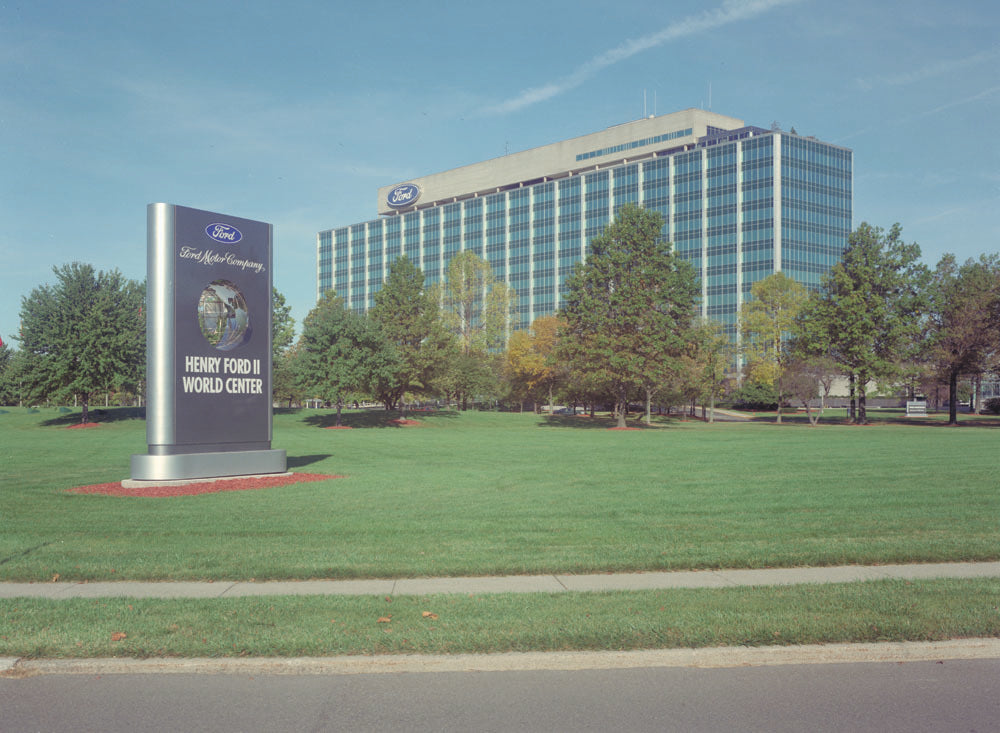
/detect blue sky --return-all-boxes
[2,0,998,346]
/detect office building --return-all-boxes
[317,108,852,338]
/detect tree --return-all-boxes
[438,251,516,409]
[559,204,699,428]
[436,344,501,410]
[271,287,296,361]
[441,251,514,355]
[272,340,307,408]
[739,272,809,423]
[505,315,565,412]
[783,357,829,426]
[269,287,298,406]
[687,319,733,423]
[16,263,145,422]
[299,292,397,425]
[924,253,1000,424]
[0,340,15,406]
[504,330,535,410]
[369,256,453,411]
[794,223,928,424]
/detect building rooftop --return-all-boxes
[375,108,748,216]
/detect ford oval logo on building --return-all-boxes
[205,223,243,244]
[386,183,420,209]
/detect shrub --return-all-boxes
[983,397,1000,415]
[730,382,780,411]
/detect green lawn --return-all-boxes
[2,406,998,583]
[2,405,998,659]
[3,579,999,659]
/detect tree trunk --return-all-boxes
[775,374,783,424]
[81,395,89,424]
[644,388,652,426]
[708,391,715,424]
[857,378,868,425]
[335,399,343,427]
[948,368,959,425]
[848,374,857,422]
[616,389,627,428]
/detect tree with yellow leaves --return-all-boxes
[739,272,808,423]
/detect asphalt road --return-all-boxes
[3,658,998,732]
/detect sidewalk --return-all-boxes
[3,561,999,599]
[4,562,1000,676]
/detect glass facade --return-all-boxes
[318,128,852,337]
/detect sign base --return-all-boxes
[130,449,287,482]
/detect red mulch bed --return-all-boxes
[324,425,353,429]
[389,419,422,426]
[66,472,342,498]
[67,423,100,429]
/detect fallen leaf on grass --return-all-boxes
[51,573,60,582]
[111,632,127,642]
[377,616,392,624]
[422,611,439,620]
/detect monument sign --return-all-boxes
[130,203,286,481]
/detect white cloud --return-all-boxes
[918,84,1000,116]
[482,0,803,116]
[856,50,999,91]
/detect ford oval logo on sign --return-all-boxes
[205,223,243,244]
[387,183,420,209]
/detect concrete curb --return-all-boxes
[5,639,1000,678]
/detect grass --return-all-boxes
[1,406,999,582]
[2,578,998,659]
[2,405,998,658]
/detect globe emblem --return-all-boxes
[198,280,251,350]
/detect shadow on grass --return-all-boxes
[301,409,460,429]
[41,406,146,426]
[287,454,333,469]
[536,413,688,429]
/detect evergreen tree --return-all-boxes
[559,204,699,428]
[369,256,452,411]
[794,223,928,424]
[0,341,15,405]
